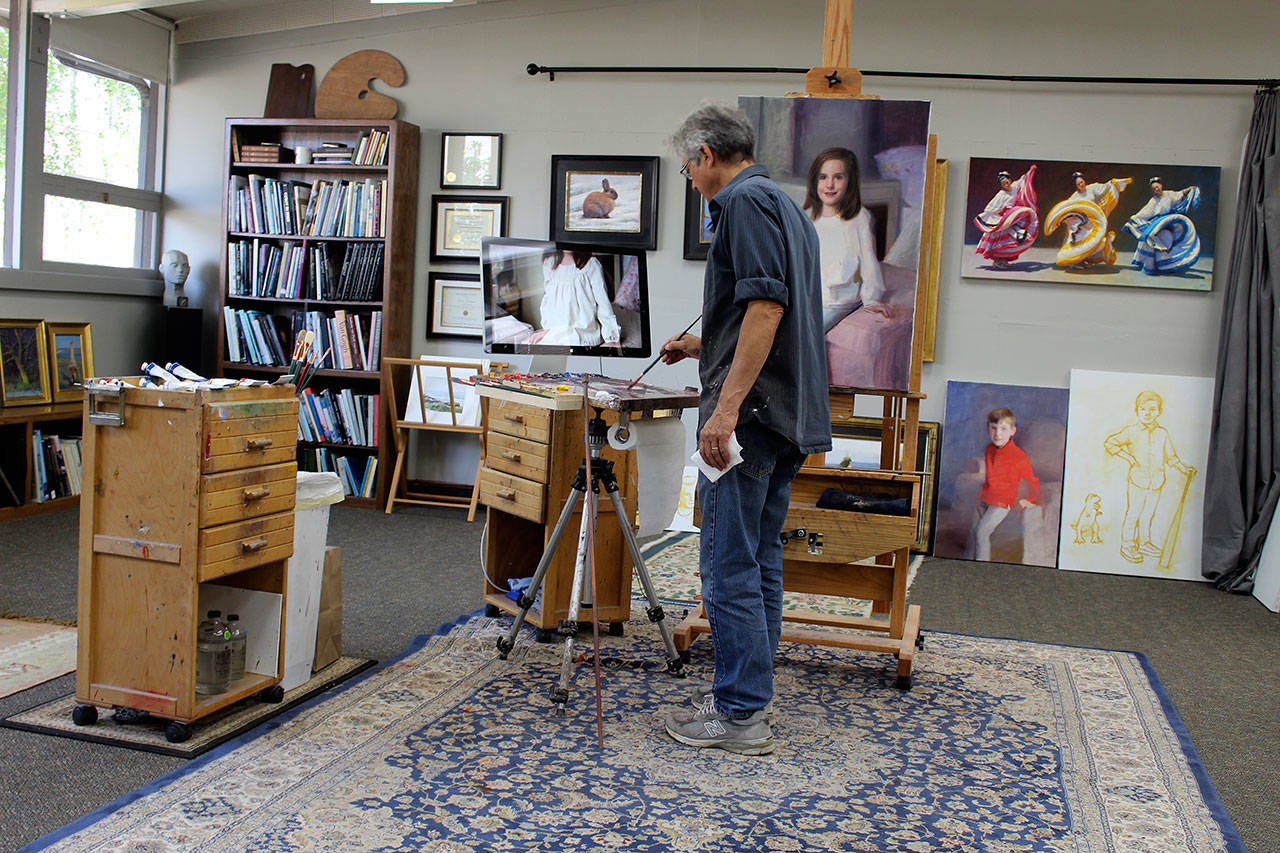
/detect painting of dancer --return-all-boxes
[961,157,1219,291]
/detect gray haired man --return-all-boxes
[660,105,830,753]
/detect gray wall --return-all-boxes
[162,0,1277,482]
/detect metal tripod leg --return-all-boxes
[551,482,598,716]
[494,485,584,659]
[607,487,686,674]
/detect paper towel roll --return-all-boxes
[613,416,687,538]
[607,422,637,450]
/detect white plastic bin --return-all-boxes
[280,471,345,690]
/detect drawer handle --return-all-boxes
[503,414,525,425]
[501,451,522,462]
[245,437,274,451]
[242,487,271,502]
[496,488,516,501]
[239,538,268,554]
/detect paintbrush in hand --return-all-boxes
[626,314,701,389]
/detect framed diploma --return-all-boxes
[440,132,503,190]
[427,272,484,338]
[430,195,509,263]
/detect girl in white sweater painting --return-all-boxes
[532,249,621,347]
[802,147,889,333]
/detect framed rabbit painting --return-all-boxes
[550,155,659,250]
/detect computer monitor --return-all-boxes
[481,238,652,358]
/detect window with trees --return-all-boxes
[42,50,159,270]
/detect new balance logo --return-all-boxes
[703,720,726,737]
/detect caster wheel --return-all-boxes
[484,603,502,618]
[895,675,913,691]
[165,721,192,743]
[535,628,556,643]
[915,633,926,650]
[607,622,624,637]
[260,685,285,703]
[678,649,692,664]
[71,704,98,726]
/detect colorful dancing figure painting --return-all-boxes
[1123,177,1202,275]
[1059,369,1214,581]
[1044,172,1131,267]
[972,166,1038,268]
[961,157,1219,291]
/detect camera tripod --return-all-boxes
[495,408,686,716]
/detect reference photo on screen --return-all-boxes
[480,237,652,358]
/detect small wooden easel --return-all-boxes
[674,0,938,688]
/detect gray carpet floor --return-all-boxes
[1,505,1277,852]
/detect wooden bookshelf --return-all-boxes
[216,118,419,508]
[0,402,83,522]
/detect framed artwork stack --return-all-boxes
[429,132,509,340]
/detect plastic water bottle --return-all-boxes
[226,614,247,682]
[195,610,231,695]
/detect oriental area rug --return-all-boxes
[0,616,77,700]
[22,609,1242,852]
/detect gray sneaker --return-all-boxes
[664,706,774,754]
[690,686,776,725]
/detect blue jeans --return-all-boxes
[697,421,806,717]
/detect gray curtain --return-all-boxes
[1202,86,1280,591]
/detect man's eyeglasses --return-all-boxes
[680,157,697,179]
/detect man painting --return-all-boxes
[660,104,830,754]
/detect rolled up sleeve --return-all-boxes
[723,195,790,308]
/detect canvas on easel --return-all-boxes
[739,96,932,392]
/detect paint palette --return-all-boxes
[471,373,699,413]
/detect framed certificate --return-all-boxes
[427,272,483,338]
[440,132,503,190]
[430,195,508,263]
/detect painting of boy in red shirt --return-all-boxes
[964,408,1041,561]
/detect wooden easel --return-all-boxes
[381,357,502,521]
[673,0,936,688]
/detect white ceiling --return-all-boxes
[32,0,485,42]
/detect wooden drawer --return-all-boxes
[202,420,297,473]
[485,432,551,484]
[488,399,551,443]
[479,466,545,523]
[199,462,298,528]
[197,511,295,581]
[782,468,920,564]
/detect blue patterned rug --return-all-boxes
[24,610,1242,852]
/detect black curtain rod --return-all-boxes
[526,62,1279,88]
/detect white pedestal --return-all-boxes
[1252,500,1280,612]
[280,472,344,690]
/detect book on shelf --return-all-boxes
[297,388,379,447]
[231,176,386,238]
[225,239,382,302]
[28,433,82,502]
[299,447,377,497]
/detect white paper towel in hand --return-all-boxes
[690,431,742,483]
[608,416,687,538]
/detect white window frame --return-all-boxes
[0,1,168,296]
[40,49,162,273]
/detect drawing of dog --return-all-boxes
[1070,493,1104,544]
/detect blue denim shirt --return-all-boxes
[700,164,831,454]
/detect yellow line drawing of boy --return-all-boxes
[1103,390,1197,565]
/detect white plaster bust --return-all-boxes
[159,249,191,307]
